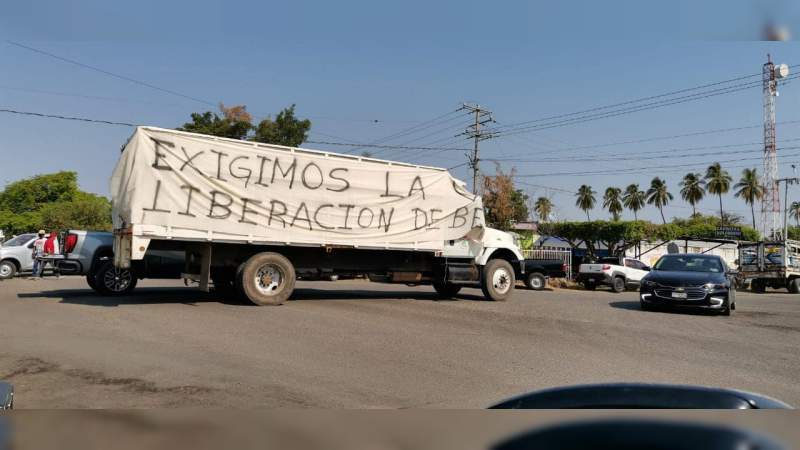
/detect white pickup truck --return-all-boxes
[577,256,650,292]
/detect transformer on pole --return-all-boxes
[761,54,790,239]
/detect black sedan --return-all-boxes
[639,254,735,316]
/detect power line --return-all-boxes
[515,149,800,178]
[0,108,136,127]
[345,109,465,154]
[493,76,800,138]
[7,41,218,107]
[494,64,800,133]
[305,140,470,151]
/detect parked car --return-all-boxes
[0,233,37,279]
[639,253,736,316]
[516,259,568,290]
[577,256,650,292]
[57,230,184,295]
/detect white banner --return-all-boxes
[111,127,484,250]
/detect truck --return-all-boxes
[577,256,650,292]
[57,230,184,294]
[517,259,568,290]
[108,127,524,305]
[738,240,800,293]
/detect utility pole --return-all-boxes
[458,103,494,194]
[778,165,799,240]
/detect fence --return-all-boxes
[521,248,573,279]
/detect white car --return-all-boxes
[0,233,38,279]
[577,256,650,292]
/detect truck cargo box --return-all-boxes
[111,127,485,259]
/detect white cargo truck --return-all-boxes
[110,127,524,305]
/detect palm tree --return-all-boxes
[733,168,764,230]
[534,197,553,222]
[603,187,623,221]
[679,172,705,217]
[705,162,733,225]
[575,185,596,221]
[622,184,646,220]
[646,177,673,224]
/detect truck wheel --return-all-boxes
[93,261,137,295]
[86,274,99,292]
[788,278,800,294]
[236,252,295,306]
[0,260,17,280]
[525,272,546,290]
[433,281,462,299]
[751,279,766,293]
[612,276,626,293]
[481,259,514,302]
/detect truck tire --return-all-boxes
[612,276,626,293]
[432,280,462,299]
[0,260,17,280]
[751,279,766,293]
[481,259,514,302]
[236,252,296,306]
[788,278,800,294]
[525,272,546,290]
[86,273,99,292]
[93,261,137,295]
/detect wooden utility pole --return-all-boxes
[458,103,494,194]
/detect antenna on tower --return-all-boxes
[761,55,790,239]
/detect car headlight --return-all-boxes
[704,282,726,291]
[641,280,657,288]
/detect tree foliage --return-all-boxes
[253,104,312,147]
[622,184,646,220]
[178,103,312,147]
[534,197,553,222]
[679,172,705,217]
[602,187,623,221]
[733,168,763,231]
[705,162,732,224]
[0,171,111,235]
[646,177,672,224]
[539,214,758,258]
[482,165,529,230]
[575,185,596,220]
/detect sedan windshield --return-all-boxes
[2,234,35,247]
[653,255,723,273]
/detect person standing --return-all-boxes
[40,231,61,279]
[30,230,46,279]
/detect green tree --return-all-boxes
[38,192,112,232]
[178,103,253,140]
[575,185,596,221]
[733,168,764,230]
[790,201,800,226]
[534,197,553,222]
[622,184,646,220]
[679,172,705,217]
[602,187,623,221]
[482,166,529,230]
[705,162,732,225]
[0,171,79,214]
[646,177,673,224]
[253,104,312,147]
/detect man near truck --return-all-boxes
[30,230,46,279]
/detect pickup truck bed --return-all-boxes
[516,259,568,290]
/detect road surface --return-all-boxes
[1,276,798,408]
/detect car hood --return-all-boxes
[644,270,726,287]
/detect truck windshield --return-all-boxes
[653,255,723,273]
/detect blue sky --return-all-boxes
[2,0,800,225]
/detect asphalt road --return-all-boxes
[1,276,798,408]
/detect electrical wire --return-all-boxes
[7,41,218,108]
[0,108,136,127]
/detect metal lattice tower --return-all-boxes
[761,55,780,239]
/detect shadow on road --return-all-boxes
[291,287,486,302]
[609,300,720,316]
[16,285,486,306]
